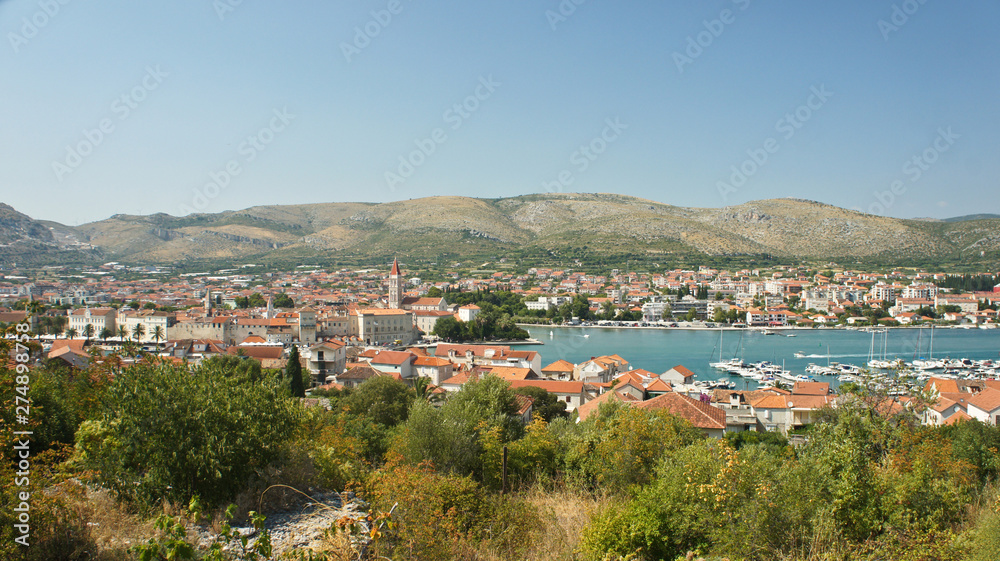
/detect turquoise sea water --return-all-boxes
[513,326,1000,389]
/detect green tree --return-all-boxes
[77,360,298,507]
[200,354,267,383]
[432,316,464,341]
[512,386,568,422]
[346,375,414,427]
[99,327,112,342]
[117,325,128,342]
[82,323,95,345]
[565,402,702,491]
[393,376,522,481]
[713,306,727,323]
[286,345,305,397]
[273,293,294,308]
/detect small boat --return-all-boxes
[794,351,806,358]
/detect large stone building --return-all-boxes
[68,307,117,337]
[354,308,416,346]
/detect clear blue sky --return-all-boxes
[2,0,997,225]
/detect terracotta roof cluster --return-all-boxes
[635,392,727,430]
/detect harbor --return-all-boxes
[515,325,1000,392]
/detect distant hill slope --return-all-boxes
[944,214,1000,223]
[6,194,1000,267]
[0,203,101,266]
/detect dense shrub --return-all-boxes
[366,462,541,560]
[391,376,522,482]
[77,360,299,508]
[345,375,414,428]
[564,401,703,492]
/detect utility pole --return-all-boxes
[501,445,508,495]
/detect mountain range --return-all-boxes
[3,194,999,268]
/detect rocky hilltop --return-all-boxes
[4,194,1000,266]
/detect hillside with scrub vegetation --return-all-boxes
[7,194,1000,270]
[4,335,1000,560]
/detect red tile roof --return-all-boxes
[414,356,451,367]
[542,359,575,372]
[507,379,584,395]
[943,409,972,425]
[635,392,726,430]
[792,382,830,396]
[226,346,284,360]
[669,365,696,378]
[967,388,1000,414]
[371,350,416,366]
[484,366,533,380]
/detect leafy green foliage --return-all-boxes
[200,354,269,383]
[345,375,413,427]
[392,376,522,481]
[79,360,299,507]
[512,385,568,422]
[725,428,790,455]
[940,418,1000,483]
[287,346,305,397]
[130,500,274,561]
[272,293,294,308]
[366,461,541,561]
[564,401,703,492]
[430,305,529,341]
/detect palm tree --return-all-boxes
[117,325,128,343]
[152,325,164,346]
[82,323,95,346]
[26,300,43,316]
[65,327,78,339]
[413,376,442,404]
[99,327,112,342]
[132,323,146,343]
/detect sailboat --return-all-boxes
[710,327,746,371]
[912,325,944,370]
[709,328,728,369]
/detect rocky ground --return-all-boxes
[188,491,369,558]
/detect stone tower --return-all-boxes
[388,258,403,309]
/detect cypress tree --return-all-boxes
[287,345,305,397]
